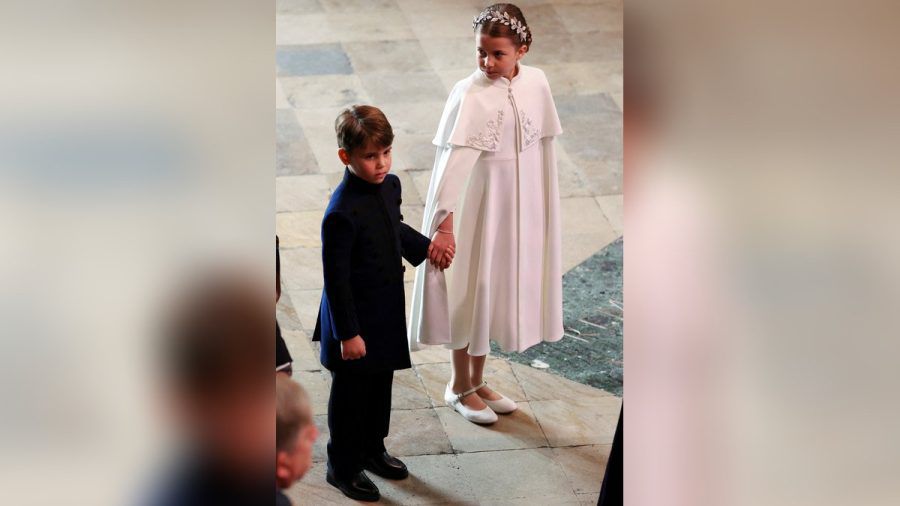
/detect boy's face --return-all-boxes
[339,141,392,184]
[276,423,318,489]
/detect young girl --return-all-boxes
[408,3,563,424]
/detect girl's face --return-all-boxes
[476,33,527,81]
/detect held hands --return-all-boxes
[428,230,455,271]
[428,214,455,271]
[341,335,367,360]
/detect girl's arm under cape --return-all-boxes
[407,144,481,351]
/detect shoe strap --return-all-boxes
[453,381,488,402]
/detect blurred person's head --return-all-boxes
[161,270,274,476]
[275,375,316,489]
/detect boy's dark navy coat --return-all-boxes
[313,169,431,373]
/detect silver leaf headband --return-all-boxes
[472,10,530,42]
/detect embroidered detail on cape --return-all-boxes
[465,109,504,150]
[520,109,541,148]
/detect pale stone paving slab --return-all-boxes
[552,445,612,495]
[392,368,433,410]
[343,39,434,75]
[318,0,399,13]
[284,461,348,504]
[560,197,612,235]
[293,107,347,174]
[279,248,324,291]
[294,370,332,417]
[551,3,622,33]
[276,211,324,249]
[276,291,303,332]
[281,329,320,372]
[311,414,328,463]
[456,448,577,502]
[530,399,617,447]
[410,347,451,365]
[276,174,332,212]
[369,454,477,505]
[510,362,616,404]
[284,288,321,332]
[378,101,447,138]
[435,402,549,453]
[561,231,618,273]
[386,409,454,457]
[358,71,448,107]
[280,74,371,110]
[595,194,623,235]
[277,10,414,46]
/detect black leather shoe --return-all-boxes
[364,451,409,480]
[325,470,380,502]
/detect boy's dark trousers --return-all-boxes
[326,368,394,478]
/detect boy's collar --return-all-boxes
[343,167,382,192]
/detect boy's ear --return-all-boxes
[338,148,351,166]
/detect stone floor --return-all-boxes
[280,352,621,505]
[276,0,621,503]
[494,237,623,396]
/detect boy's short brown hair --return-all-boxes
[334,105,394,155]
[276,375,312,452]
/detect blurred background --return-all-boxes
[626,0,900,505]
[0,0,273,503]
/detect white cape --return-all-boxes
[408,65,564,354]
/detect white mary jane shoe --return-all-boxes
[444,384,498,425]
[475,381,518,414]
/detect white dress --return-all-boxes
[408,65,564,356]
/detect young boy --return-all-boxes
[276,375,318,505]
[312,105,445,502]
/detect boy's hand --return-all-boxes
[341,335,366,360]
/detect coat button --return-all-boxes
[397,198,402,205]
[400,214,404,221]
[403,266,407,273]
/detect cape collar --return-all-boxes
[342,167,382,193]
[478,63,524,88]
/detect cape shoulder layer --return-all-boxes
[432,65,562,153]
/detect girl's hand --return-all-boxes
[439,250,453,271]
[430,214,455,268]
[430,230,455,268]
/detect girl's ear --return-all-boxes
[517,44,528,59]
[338,148,351,166]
